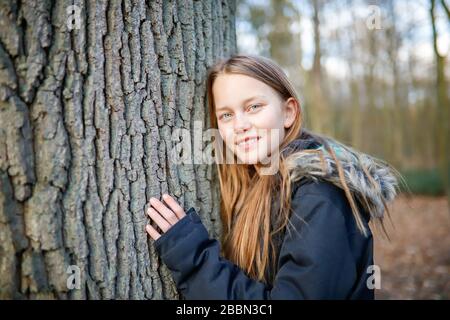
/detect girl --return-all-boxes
[145,55,398,300]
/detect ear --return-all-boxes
[283,97,299,129]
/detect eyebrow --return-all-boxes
[215,95,267,112]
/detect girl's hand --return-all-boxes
[145,194,186,241]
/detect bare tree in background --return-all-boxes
[308,0,332,136]
[430,0,450,208]
[441,0,450,20]
[0,0,236,299]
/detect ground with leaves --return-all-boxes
[373,195,450,299]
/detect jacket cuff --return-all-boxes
[153,207,205,258]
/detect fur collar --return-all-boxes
[283,132,399,220]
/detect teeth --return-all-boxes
[238,137,259,146]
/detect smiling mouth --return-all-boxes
[236,136,261,149]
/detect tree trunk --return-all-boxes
[0,0,236,299]
[308,0,331,136]
[430,0,450,209]
[386,0,403,169]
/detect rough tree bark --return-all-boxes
[0,0,236,299]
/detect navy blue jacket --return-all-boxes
[153,178,375,300]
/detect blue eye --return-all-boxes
[248,104,261,111]
[220,113,232,120]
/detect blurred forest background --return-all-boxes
[236,0,449,299]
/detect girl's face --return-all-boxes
[213,73,297,165]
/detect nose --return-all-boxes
[233,113,252,134]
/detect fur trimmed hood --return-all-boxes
[283,131,399,220]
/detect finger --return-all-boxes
[146,224,161,241]
[147,207,171,232]
[150,197,179,226]
[162,194,186,219]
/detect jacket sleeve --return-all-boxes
[153,187,359,300]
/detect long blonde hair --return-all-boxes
[206,55,378,284]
